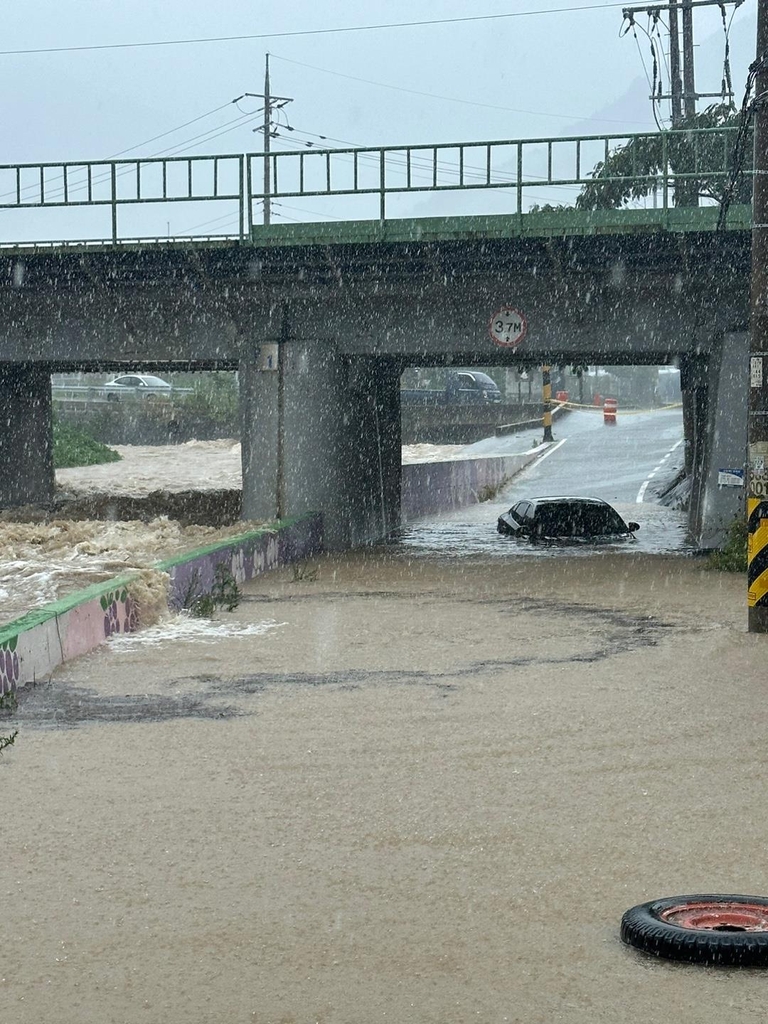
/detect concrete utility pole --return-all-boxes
[682,1,698,120]
[237,55,293,227]
[748,0,768,633]
[669,0,683,126]
[263,54,272,226]
[622,1,744,124]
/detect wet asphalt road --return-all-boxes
[397,406,688,556]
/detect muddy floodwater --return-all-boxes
[3,549,765,1023]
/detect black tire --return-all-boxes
[621,894,768,966]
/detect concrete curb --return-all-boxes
[495,402,570,437]
[0,512,322,693]
[401,450,541,522]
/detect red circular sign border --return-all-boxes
[489,306,528,349]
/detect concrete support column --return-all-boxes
[0,363,54,508]
[240,337,402,549]
[680,356,695,477]
[693,332,749,548]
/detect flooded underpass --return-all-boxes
[3,406,765,1023]
[399,406,690,558]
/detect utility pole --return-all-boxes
[237,55,293,228]
[263,54,272,226]
[748,0,768,632]
[669,0,683,127]
[682,1,697,120]
[622,1,745,124]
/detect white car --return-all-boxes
[104,374,176,401]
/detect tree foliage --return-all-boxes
[575,104,752,211]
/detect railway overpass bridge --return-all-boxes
[0,128,752,547]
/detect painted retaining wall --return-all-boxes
[0,512,322,693]
[401,450,541,522]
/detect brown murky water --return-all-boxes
[2,551,764,1023]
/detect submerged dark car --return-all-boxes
[497,496,639,543]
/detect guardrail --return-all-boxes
[0,127,750,246]
[0,153,246,244]
[248,126,749,223]
[51,385,193,402]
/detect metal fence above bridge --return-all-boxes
[0,127,750,249]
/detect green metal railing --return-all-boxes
[0,153,246,244]
[0,127,750,247]
[248,126,749,223]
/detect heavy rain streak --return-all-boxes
[0,2,765,1023]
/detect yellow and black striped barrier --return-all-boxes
[542,365,553,442]
[748,498,768,611]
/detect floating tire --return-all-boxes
[621,895,768,966]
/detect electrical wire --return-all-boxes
[629,20,664,131]
[717,47,767,231]
[0,5,638,58]
[721,2,737,105]
[0,106,263,207]
[107,100,235,159]
[267,128,587,213]
[270,53,657,127]
[281,125,583,190]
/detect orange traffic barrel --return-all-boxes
[603,397,618,424]
[592,393,603,407]
[555,390,569,402]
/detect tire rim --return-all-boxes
[659,900,768,932]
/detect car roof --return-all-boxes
[524,496,611,508]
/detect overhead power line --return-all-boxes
[271,53,656,126]
[0,4,641,57]
[108,100,235,159]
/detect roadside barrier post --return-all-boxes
[542,365,553,442]
[749,0,768,632]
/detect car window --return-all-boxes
[115,376,137,386]
[535,503,627,537]
[508,502,526,524]
[456,373,475,388]
[142,375,170,387]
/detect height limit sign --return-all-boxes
[489,306,528,349]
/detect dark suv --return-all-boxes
[447,371,502,404]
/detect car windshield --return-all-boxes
[470,373,498,388]
[535,503,627,537]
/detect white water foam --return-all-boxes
[107,615,286,650]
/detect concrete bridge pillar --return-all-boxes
[692,332,749,548]
[240,340,401,550]
[0,364,54,508]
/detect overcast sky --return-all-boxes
[0,1,758,233]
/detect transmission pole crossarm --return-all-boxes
[623,0,744,12]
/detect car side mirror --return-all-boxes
[628,522,640,532]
